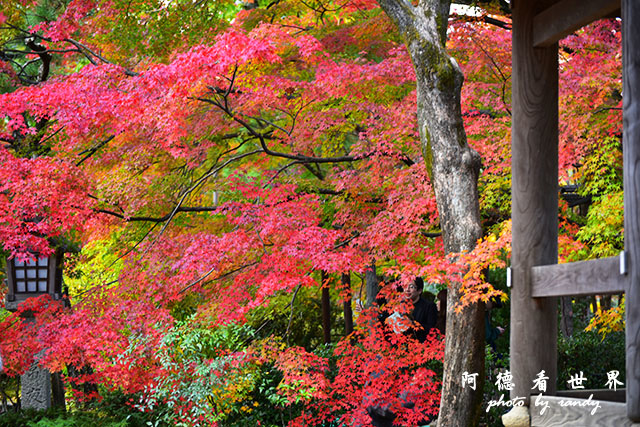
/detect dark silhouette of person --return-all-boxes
[486,297,505,352]
[435,288,447,335]
[404,277,438,343]
[367,278,437,427]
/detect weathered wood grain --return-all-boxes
[511,0,559,401]
[531,256,628,297]
[533,0,621,47]
[531,395,633,426]
[623,0,640,420]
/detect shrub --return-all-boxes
[557,328,625,390]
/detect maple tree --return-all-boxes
[0,0,624,425]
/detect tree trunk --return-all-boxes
[365,262,379,308]
[51,372,66,409]
[560,296,574,338]
[321,271,331,344]
[377,1,485,424]
[342,273,354,336]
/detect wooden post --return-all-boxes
[511,0,559,401]
[623,0,640,420]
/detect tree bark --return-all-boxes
[560,296,574,338]
[365,262,379,307]
[342,273,354,335]
[321,271,331,344]
[51,372,66,409]
[377,1,485,424]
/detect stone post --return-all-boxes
[20,354,52,410]
[18,314,53,411]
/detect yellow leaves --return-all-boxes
[575,191,624,260]
[209,362,258,417]
[586,295,625,339]
[455,220,511,312]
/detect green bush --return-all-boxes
[480,346,510,427]
[557,328,625,390]
[0,408,162,427]
[0,407,125,427]
[0,387,167,427]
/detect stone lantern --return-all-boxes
[5,252,63,311]
[3,251,65,410]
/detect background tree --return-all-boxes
[0,0,624,425]
[375,0,486,423]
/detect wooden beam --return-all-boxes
[623,0,640,420]
[531,256,628,297]
[511,0,559,401]
[531,395,632,426]
[533,0,621,47]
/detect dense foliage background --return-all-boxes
[0,0,625,425]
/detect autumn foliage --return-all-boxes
[0,0,623,425]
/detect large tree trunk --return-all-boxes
[377,1,485,425]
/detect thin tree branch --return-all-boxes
[39,126,65,146]
[285,284,302,345]
[64,38,138,77]
[73,279,119,300]
[195,96,364,164]
[76,135,115,166]
[142,149,264,250]
[263,161,304,188]
[179,260,260,294]
[96,206,221,222]
[106,222,161,269]
[333,232,360,250]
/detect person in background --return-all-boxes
[435,288,447,335]
[485,297,505,352]
[404,277,438,343]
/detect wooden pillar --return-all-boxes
[511,0,559,400]
[623,0,640,420]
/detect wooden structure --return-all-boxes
[5,253,63,305]
[4,252,64,311]
[510,0,638,424]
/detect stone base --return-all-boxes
[502,405,530,427]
